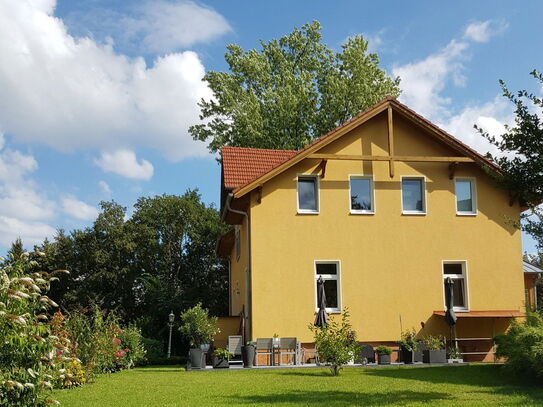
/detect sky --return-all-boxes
[0,0,542,254]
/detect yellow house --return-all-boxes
[216,97,525,362]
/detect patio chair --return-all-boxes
[255,338,273,366]
[278,337,297,365]
[359,344,375,364]
[227,335,243,365]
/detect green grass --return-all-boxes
[55,364,543,407]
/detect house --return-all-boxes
[215,96,525,362]
[524,261,542,310]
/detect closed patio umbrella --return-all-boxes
[444,277,457,349]
[314,276,328,328]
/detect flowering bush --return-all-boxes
[118,325,146,368]
[0,249,69,406]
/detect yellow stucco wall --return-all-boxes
[247,111,524,343]
[229,216,248,317]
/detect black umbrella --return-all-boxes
[444,277,457,327]
[314,276,328,327]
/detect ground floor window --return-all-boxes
[315,261,341,312]
[443,261,468,311]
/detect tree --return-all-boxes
[477,70,543,249]
[190,21,400,153]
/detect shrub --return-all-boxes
[212,348,232,359]
[308,309,360,376]
[376,345,393,355]
[424,335,445,350]
[0,250,69,406]
[119,325,146,368]
[141,338,165,365]
[399,328,419,351]
[179,303,219,348]
[495,312,543,380]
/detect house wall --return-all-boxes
[524,274,536,310]
[247,110,524,345]
[229,214,249,318]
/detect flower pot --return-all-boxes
[377,354,391,365]
[212,356,230,368]
[447,358,463,364]
[401,348,414,364]
[414,349,423,363]
[189,348,204,369]
[423,349,446,364]
[241,345,255,368]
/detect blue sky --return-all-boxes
[0,0,541,253]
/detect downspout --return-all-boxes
[223,193,252,341]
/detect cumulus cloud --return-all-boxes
[0,0,217,161]
[464,20,508,43]
[0,216,56,247]
[61,195,99,220]
[95,150,154,180]
[392,20,513,155]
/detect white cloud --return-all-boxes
[125,1,231,53]
[464,20,507,43]
[95,149,154,180]
[0,216,56,247]
[61,195,99,220]
[0,0,216,161]
[98,180,112,195]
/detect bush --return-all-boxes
[424,335,445,350]
[376,345,393,355]
[119,325,147,368]
[179,303,219,348]
[0,250,69,406]
[141,338,165,365]
[495,312,543,380]
[308,310,359,376]
[399,328,419,351]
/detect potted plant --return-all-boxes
[399,328,420,364]
[179,303,219,370]
[376,345,393,365]
[241,341,255,368]
[422,335,446,364]
[212,348,232,368]
[447,346,463,364]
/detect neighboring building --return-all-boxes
[216,97,525,362]
[524,261,542,310]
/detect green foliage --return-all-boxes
[448,347,462,360]
[376,346,393,356]
[424,335,446,350]
[179,303,220,348]
[0,247,69,406]
[212,348,232,359]
[476,70,543,248]
[35,190,228,349]
[190,21,400,153]
[308,310,360,376]
[141,338,165,365]
[119,325,147,368]
[399,328,419,351]
[495,312,543,380]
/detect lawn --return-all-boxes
[55,364,543,407]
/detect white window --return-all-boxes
[443,261,468,311]
[297,175,319,213]
[315,261,341,313]
[401,177,426,215]
[455,178,477,215]
[235,225,241,262]
[349,176,374,214]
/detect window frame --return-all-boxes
[314,260,341,314]
[442,260,469,312]
[349,175,375,215]
[400,176,427,215]
[297,174,320,214]
[454,177,477,216]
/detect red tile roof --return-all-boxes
[221,146,297,190]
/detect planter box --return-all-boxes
[423,349,446,364]
[188,348,204,369]
[377,354,391,365]
[414,349,423,363]
[401,349,414,364]
[241,345,255,368]
[447,358,463,364]
[212,356,229,369]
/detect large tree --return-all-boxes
[190,21,400,153]
[477,70,543,248]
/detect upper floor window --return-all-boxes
[349,176,374,214]
[443,261,468,311]
[297,175,319,214]
[401,177,426,215]
[315,261,341,312]
[455,178,477,215]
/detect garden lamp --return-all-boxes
[167,311,174,359]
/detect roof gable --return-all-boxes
[222,97,498,198]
